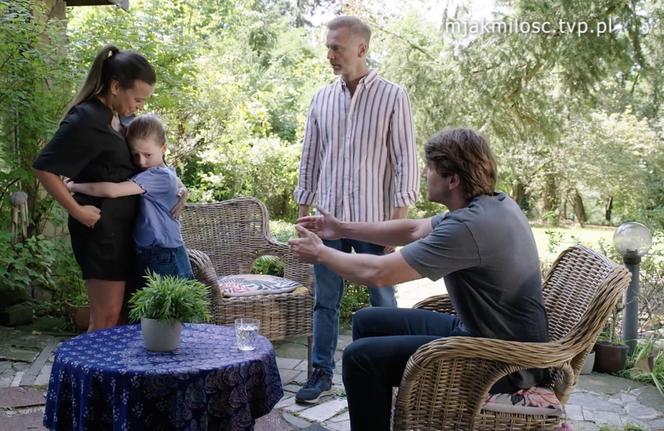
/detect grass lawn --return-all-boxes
[531,224,616,264]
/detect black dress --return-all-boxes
[33,98,138,281]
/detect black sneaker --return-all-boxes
[295,368,333,404]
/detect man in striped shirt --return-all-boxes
[294,16,419,404]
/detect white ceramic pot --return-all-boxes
[141,318,182,352]
[580,351,596,375]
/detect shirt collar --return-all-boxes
[88,97,114,124]
[339,69,378,90]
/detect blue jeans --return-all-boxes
[312,239,397,376]
[135,245,194,288]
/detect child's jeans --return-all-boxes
[135,245,194,288]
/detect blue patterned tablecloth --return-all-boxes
[44,324,283,431]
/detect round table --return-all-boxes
[44,324,283,431]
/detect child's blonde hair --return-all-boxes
[126,113,166,145]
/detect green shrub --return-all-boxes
[269,220,296,243]
[340,282,370,326]
[128,273,211,323]
[251,256,285,277]
[620,339,664,399]
[0,233,57,305]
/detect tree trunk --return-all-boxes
[542,174,559,226]
[511,180,527,210]
[605,196,613,223]
[573,188,587,227]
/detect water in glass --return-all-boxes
[235,319,259,351]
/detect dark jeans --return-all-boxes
[135,245,194,288]
[343,308,551,430]
[312,239,397,376]
[342,307,467,431]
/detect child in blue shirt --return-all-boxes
[67,114,193,285]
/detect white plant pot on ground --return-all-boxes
[141,318,182,351]
[580,351,596,375]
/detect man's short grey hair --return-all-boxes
[327,16,371,43]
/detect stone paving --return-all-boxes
[2,280,664,430]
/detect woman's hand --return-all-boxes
[73,205,101,228]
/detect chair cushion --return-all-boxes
[218,274,300,297]
[482,386,563,416]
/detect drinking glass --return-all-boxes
[235,318,260,351]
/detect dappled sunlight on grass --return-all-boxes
[531,225,616,264]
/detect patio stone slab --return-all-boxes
[302,424,329,430]
[625,402,660,420]
[280,369,300,385]
[566,421,600,431]
[299,398,347,422]
[329,412,349,423]
[283,384,301,393]
[20,340,57,386]
[0,387,45,409]
[0,412,46,430]
[565,404,583,421]
[276,357,303,370]
[325,420,350,431]
[255,409,297,431]
[575,372,646,395]
[593,410,623,427]
[648,417,664,429]
[282,412,312,429]
[32,365,51,387]
[0,347,39,363]
[635,385,664,413]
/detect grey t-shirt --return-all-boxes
[401,192,548,343]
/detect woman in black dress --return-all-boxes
[33,45,156,331]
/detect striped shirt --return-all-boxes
[294,70,419,222]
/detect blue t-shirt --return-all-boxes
[131,166,184,249]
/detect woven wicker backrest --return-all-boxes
[180,197,271,276]
[542,245,623,342]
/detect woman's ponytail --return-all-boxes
[65,44,119,114]
[63,44,155,116]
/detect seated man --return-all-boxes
[288,127,550,431]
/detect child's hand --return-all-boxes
[64,178,76,193]
[171,186,189,219]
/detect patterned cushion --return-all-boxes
[483,386,563,416]
[218,274,300,297]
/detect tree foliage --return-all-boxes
[1,0,662,231]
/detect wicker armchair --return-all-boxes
[180,197,314,372]
[392,245,631,430]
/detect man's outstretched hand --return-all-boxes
[295,206,342,240]
[288,224,325,264]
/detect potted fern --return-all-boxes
[128,273,211,352]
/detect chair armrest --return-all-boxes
[186,248,224,317]
[256,239,314,292]
[412,336,574,370]
[412,294,456,314]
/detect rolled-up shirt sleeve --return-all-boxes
[32,107,100,179]
[388,88,419,208]
[294,96,321,206]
